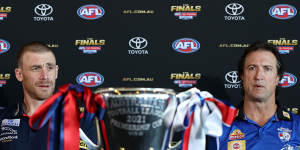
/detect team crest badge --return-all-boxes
[278,127,292,142]
[229,129,245,140]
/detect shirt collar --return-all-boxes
[236,100,291,121]
[13,101,26,117]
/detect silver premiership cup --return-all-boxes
[94,87,176,150]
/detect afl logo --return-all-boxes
[279,72,297,88]
[77,5,105,20]
[172,38,200,53]
[76,72,104,87]
[269,4,297,20]
[0,39,10,54]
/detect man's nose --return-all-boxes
[254,68,264,80]
[39,68,49,80]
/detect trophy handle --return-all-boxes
[95,117,102,146]
[167,124,182,149]
[79,117,102,150]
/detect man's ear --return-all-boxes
[55,65,59,79]
[276,75,280,86]
[240,74,244,81]
[15,68,23,82]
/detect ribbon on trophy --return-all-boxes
[29,83,109,150]
[163,88,237,150]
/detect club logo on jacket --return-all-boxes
[278,127,292,142]
[229,129,245,140]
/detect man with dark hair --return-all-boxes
[0,41,96,149]
[219,41,300,149]
[237,41,284,99]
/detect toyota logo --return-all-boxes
[34,4,53,16]
[225,3,244,16]
[129,37,148,49]
[225,71,241,84]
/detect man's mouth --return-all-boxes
[254,84,264,88]
[38,85,50,88]
[36,82,51,88]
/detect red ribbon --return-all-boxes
[29,83,107,150]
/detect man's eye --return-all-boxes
[265,67,272,71]
[47,66,54,70]
[248,66,255,70]
[32,67,40,71]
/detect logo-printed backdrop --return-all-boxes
[0,0,299,115]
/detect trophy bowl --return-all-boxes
[94,87,176,150]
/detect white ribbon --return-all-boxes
[163,88,223,150]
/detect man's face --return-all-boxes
[241,50,280,102]
[15,51,58,101]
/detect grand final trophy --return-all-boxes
[88,87,177,150]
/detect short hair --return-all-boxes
[17,41,54,67]
[238,41,284,78]
[237,41,284,98]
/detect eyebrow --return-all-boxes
[263,65,273,68]
[30,63,56,68]
[247,64,273,68]
[46,63,56,67]
[247,64,257,67]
